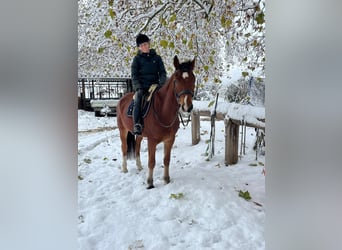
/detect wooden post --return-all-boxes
[191,110,200,145]
[225,118,239,165]
[243,121,246,155]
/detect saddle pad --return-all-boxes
[127,85,158,118]
[126,98,151,118]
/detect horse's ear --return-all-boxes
[173,55,179,69]
[190,58,195,71]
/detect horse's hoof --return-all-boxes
[122,169,128,173]
[164,176,170,184]
[137,167,143,171]
[146,185,155,189]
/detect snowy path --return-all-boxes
[78,111,265,250]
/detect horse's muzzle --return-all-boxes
[182,103,193,113]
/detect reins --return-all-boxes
[178,112,191,126]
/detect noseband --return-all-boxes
[173,80,194,100]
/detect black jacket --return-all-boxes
[131,49,167,91]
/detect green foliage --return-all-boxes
[256,77,263,82]
[160,40,168,49]
[109,8,115,19]
[188,39,193,49]
[255,12,265,24]
[169,14,176,22]
[98,47,105,53]
[220,15,226,27]
[239,190,252,201]
[209,56,214,65]
[242,71,249,78]
[220,15,232,28]
[104,30,112,38]
[249,163,258,166]
[160,17,167,26]
[169,193,184,199]
[108,0,113,6]
[208,100,215,107]
[203,65,209,71]
[214,77,221,83]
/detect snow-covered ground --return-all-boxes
[78,110,265,250]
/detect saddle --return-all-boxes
[126,84,158,118]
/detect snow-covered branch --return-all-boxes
[78,0,265,84]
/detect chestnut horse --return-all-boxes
[116,56,195,189]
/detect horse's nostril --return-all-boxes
[189,104,193,112]
[182,104,193,113]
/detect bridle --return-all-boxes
[152,73,195,128]
[173,77,194,127]
[173,79,194,101]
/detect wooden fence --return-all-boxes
[191,101,265,165]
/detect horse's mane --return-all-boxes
[178,61,193,72]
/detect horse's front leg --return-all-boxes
[147,139,157,189]
[135,135,143,171]
[163,136,175,184]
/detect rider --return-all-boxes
[131,33,167,135]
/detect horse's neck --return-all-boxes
[155,79,178,114]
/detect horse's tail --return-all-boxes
[126,131,136,159]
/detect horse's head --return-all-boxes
[172,55,196,114]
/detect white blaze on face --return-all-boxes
[182,72,189,79]
[183,95,189,111]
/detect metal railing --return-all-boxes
[78,77,133,100]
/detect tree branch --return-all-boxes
[192,0,211,18]
[135,3,169,33]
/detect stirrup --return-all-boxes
[133,123,142,135]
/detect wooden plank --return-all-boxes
[195,110,264,129]
[229,117,265,130]
[197,110,225,120]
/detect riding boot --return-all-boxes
[133,89,144,135]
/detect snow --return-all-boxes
[193,100,265,128]
[78,109,265,250]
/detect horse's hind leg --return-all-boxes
[135,135,143,171]
[119,129,128,173]
[163,136,175,184]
